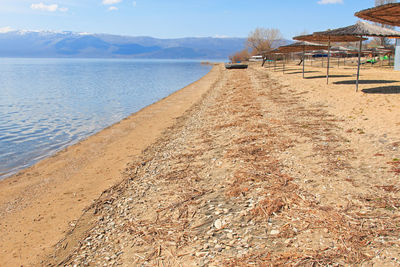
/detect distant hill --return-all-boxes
[0,30,248,59]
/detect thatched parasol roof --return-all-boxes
[262,49,285,55]
[330,46,353,51]
[294,34,365,42]
[312,21,400,38]
[355,3,400,27]
[278,41,329,53]
[294,21,400,92]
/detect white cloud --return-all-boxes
[108,6,118,11]
[133,1,137,7]
[317,0,343,4]
[102,0,122,5]
[0,26,14,33]
[31,3,68,12]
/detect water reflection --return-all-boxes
[0,58,211,179]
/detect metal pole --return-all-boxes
[283,55,285,73]
[302,47,305,78]
[327,37,331,84]
[356,37,363,92]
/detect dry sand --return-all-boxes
[42,62,399,266]
[0,65,220,267]
[1,61,400,266]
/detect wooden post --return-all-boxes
[326,37,331,84]
[283,54,285,73]
[356,37,363,92]
[302,47,305,78]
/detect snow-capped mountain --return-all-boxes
[0,28,247,59]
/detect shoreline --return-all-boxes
[0,64,222,266]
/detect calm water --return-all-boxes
[0,58,212,179]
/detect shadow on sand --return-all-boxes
[334,80,398,85]
[285,71,320,75]
[361,86,400,94]
[305,75,353,79]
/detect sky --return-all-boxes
[0,0,388,39]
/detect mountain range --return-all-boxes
[0,29,248,59]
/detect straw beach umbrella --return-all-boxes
[355,3,400,27]
[263,49,285,72]
[278,41,329,78]
[294,34,366,85]
[295,21,400,91]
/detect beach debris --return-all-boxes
[48,65,400,267]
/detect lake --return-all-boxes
[0,58,212,179]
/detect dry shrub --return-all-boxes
[229,49,250,63]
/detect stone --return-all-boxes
[214,219,222,229]
[270,230,280,235]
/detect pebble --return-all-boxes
[270,230,280,235]
[214,219,222,229]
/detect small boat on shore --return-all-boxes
[225,63,248,69]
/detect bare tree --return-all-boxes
[246,28,284,55]
[373,0,397,46]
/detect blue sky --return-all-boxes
[0,0,384,39]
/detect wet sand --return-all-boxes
[0,65,220,267]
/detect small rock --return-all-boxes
[214,219,222,229]
[227,233,233,239]
[270,230,280,235]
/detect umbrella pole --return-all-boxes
[302,48,305,79]
[356,38,363,92]
[283,55,285,73]
[327,38,331,84]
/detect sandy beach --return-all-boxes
[0,65,220,267]
[1,61,400,266]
